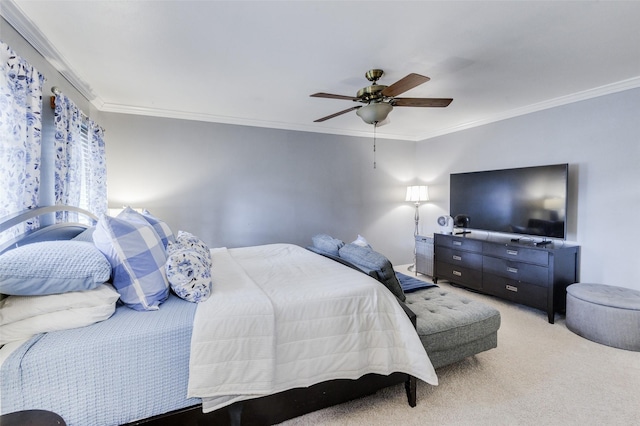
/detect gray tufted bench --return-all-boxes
[566,283,640,351]
[404,287,501,369]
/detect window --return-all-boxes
[51,92,107,223]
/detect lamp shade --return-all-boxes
[356,102,393,124]
[405,185,429,202]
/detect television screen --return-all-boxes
[450,164,568,239]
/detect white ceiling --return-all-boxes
[4,0,640,141]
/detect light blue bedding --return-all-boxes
[1,294,200,426]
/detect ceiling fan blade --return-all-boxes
[381,73,430,97]
[314,106,361,122]
[310,92,360,101]
[393,97,453,107]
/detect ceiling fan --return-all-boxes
[311,69,453,124]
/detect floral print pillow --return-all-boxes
[165,247,212,303]
[171,231,212,267]
[165,232,212,303]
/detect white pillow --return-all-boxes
[0,284,120,345]
[93,214,169,311]
[352,234,371,248]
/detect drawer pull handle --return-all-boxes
[453,270,462,277]
[506,284,518,292]
[507,267,519,274]
[507,249,518,256]
[452,255,462,261]
[453,241,462,246]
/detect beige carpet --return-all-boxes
[281,268,640,425]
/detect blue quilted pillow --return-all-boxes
[338,243,406,301]
[0,241,111,296]
[93,215,169,311]
[311,234,345,256]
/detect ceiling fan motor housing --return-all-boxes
[357,85,388,101]
[365,69,384,82]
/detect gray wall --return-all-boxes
[415,88,640,290]
[78,89,640,293]
[100,113,418,263]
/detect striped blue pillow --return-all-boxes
[93,215,169,311]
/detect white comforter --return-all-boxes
[188,244,438,412]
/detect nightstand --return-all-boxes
[0,410,66,425]
[415,235,434,277]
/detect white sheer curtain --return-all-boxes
[53,93,107,222]
[0,41,44,245]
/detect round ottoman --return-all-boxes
[566,283,640,351]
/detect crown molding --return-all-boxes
[416,76,640,141]
[99,101,414,141]
[102,74,640,142]
[1,0,99,103]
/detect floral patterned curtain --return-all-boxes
[87,120,107,217]
[0,41,44,245]
[53,93,107,222]
[53,93,83,222]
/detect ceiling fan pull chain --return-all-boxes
[373,122,377,169]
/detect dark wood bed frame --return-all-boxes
[1,207,419,426]
[130,372,416,426]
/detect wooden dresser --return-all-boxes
[433,233,580,323]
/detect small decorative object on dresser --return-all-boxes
[437,215,454,234]
[433,233,580,323]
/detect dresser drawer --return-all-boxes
[436,246,483,269]
[435,234,483,252]
[483,273,547,310]
[483,244,549,266]
[483,256,549,285]
[434,261,482,290]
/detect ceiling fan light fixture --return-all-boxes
[356,102,393,124]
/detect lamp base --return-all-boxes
[407,263,417,276]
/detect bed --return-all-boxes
[0,207,437,425]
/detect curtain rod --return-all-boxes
[49,86,106,134]
[49,86,88,119]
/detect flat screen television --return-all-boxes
[449,164,568,239]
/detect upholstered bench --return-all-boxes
[403,287,501,368]
[566,283,640,351]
